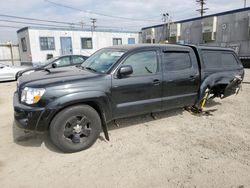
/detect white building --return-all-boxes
[17,27,139,65]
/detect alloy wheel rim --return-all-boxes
[63,115,92,144]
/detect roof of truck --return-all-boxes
[106,44,191,51]
[195,45,235,52]
[106,44,235,52]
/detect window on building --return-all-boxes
[128,38,135,44]
[123,51,158,76]
[81,38,93,49]
[164,52,192,71]
[113,38,122,45]
[21,37,27,52]
[40,37,55,50]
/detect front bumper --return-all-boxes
[13,92,52,131]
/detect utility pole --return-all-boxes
[90,18,97,32]
[196,0,209,17]
[162,13,169,42]
[244,0,247,8]
[79,20,84,30]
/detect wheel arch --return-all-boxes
[46,100,110,141]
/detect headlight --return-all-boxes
[21,87,45,104]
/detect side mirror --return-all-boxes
[52,63,57,68]
[118,65,133,78]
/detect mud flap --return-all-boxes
[101,112,110,141]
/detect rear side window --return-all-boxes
[202,50,238,69]
[164,52,192,71]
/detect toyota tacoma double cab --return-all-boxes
[14,44,244,152]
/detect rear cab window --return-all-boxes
[201,50,239,70]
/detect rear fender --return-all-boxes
[197,72,243,105]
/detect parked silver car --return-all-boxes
[0,63,28,81]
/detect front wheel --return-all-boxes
[50,105,102,153]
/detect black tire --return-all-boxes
[49,105,102,153]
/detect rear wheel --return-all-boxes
[50,105,102,153]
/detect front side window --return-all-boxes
[113,38,122,45]
[123,51,158,76]
[164,52,192,71]
[21,37,27,52]
[81,38,92,49]
[40,37,55,50]
[53,56,71,67]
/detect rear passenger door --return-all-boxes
[162,50,200,110]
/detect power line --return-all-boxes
[0,14,144,30]
[0,25,21,29]
[44,0,160,22]
[0,19,78,28]
[0,14,77,26]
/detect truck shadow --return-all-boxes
[12,122,63,153]
[107,108,184,131]
[12,106,218,153]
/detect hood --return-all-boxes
[18,66,101,89]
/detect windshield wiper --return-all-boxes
[85,67,97,72]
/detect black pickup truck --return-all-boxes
[14,44,244,152]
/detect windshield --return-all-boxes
[39,57,59,66]
[81,49,125,73]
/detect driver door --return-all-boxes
[111,49,162,119]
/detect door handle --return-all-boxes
[152,79,161,85]
[189,75,196,81]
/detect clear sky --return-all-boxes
[0,0,249,43]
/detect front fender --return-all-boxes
[48,90,112,118]
[37,91,112,131]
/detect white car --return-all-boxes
[0,63,28,81]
